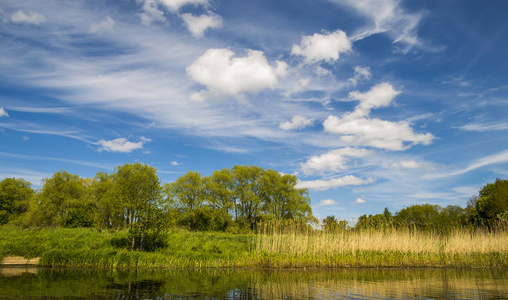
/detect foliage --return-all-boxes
[113,163,164,251]
[322,215,349,232]
[0,177,34,225]
[468,178,508,228]
[22,171,94,228]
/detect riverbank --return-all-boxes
[1,227,507,268]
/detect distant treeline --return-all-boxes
[322,178,508,233]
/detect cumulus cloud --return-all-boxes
[97,137,150,153]
[349,82,400,116]
[354,198,366,204]
[158,0,209,12]
[279,115,314,131]
[296,175,375,191]
[390,160,432,170]
[301,147,371,175]
[10,9,46,25]
[170,161,180,166]
[187,48,286,101]
[89,16,115,33]
[181,13,222,38]
[0,107,8,118]
[316,199,337,207]
[323,82,434,150]
[348,66,371,86]
[291,29,352,64]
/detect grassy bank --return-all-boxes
[1,226,507,268]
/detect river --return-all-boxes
[1,267,507,299]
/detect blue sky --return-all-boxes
[1,0,507,221]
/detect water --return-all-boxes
[1,267,507,299]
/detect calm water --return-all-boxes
[1,267,508,299]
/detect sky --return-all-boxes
[1,0,507,221]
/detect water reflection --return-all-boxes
[1,267,507,299]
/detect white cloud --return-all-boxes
[354,198,366,204]
[296,175,375,191]
[291,29,352,64]
[279,115,314,131]
[170,161,180,166]
[348,66,371,86]
[89,16,115,33]
[390,160,432,170]
[446,149,508,177]
[323,83,434,150]
[181,13,222,38]
[316,199,337,207]
[0,107,8,118]
[22,136,29,141]
[97,137,149,153]
[10,9,46,25]
[301,147,371,175]
[139,0,166,26]
[187,48,286,101]
[324,115,433,150]
[158,0,209,12]
[349,82,400,116]
[459,123,508,132]
[331,0,423,49]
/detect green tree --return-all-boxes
[0,178,34,225]
[259,169,313,222]
[26,170,93,227]
[113,163,162,251]
[355,213,389,230]
[469,178,508,227]
[231,165,263,229]
[169,171,204,212]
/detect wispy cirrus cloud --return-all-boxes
[89,16,114,34]
[10,9,46,25]
[329,0,423,51]
[0,107,9,118]
[296,175,375,191]
[458,123,508,132]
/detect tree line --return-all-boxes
[0,163,314,250]
[323,178,508,232]
[1,163,507,247]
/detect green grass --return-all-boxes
[1,226,507,268]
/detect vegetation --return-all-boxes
[0,165,507,268]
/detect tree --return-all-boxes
[231,165,263,229]
[92,172,125,229]
[169,171,204,212]
[394,204,441,230]
[355,213,389,230]
[469,178,508,227]
[113,163,162,251]
[0,178,34,225]
[26,170,93,227]
[259,169,312,222]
